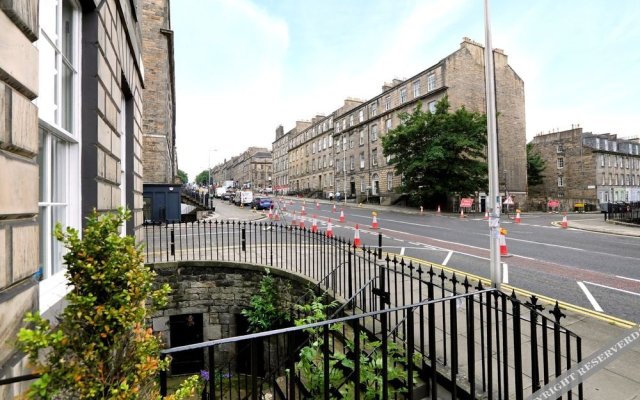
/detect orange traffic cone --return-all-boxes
[299,217,306,230]
[515,210,521,224]
[353,224,361,248]
[291,211,298,227]
[311,215,318,233]
[332,204,336,213]
[339,209,345,223]
[301,205,306,216]
[561,214,568,229]
[483,210,489,220]
[437,205,441,215]
[499,228,510,256]
[326,218,334,238]
[267,208,273,220]
[282,202,287,211]
[316,201,320,210]
[273,209,280,221]
[459,209,465,219]
[371,213,379,229]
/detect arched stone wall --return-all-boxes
[150,261,315,347]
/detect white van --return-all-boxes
[233,190,253,206]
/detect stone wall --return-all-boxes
[83,0,145,235]
[0,1,40,395]
[151,261,316,368]
[141,0,176,184]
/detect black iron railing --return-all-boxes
[159,287,582,400]
[147,220,583,399]
[603,201,640,224]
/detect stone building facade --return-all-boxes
[151,261,312,369]
[274,38,527,208]
[288,113,338,196]
[210,147,273,191]
[141,0,177,184]
[0,0,145,394]
[528,127,640,210]
[0,1,40,394]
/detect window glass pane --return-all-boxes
[61,61,74,132]
[38,40,57,123]
[52,136,68,203]
[50,205,67,274]
[62,1,74,62]
[38,129,49,202]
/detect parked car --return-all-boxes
[252,196,273,210]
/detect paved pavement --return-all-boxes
[207,196,640,399]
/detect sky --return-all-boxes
[171,0,640,181]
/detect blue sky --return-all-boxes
[171,0,640,180]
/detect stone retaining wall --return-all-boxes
[150,261,315,357]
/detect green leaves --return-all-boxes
[16,208,174,399]
[241,268,291,332]
[527,142,547,187]
[382,96,489,203]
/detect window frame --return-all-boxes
[412,80,420,97]
[427,72,436,91]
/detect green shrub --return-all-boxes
[16,208,198,399]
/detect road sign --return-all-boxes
[460,198,474,208]
[548,200,560,208]
[503,196,514,205]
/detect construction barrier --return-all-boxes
[500,228,510,256]
[353,224,361,248]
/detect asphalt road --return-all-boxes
[270,199,640,323]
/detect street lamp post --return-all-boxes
[484,0,502,290]
[342,134,347,205]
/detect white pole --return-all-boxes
[484,0,502,289]
[343,135,347,205]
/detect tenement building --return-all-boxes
[528,127,640,210]
[274,38,527,208]
[211,147,273,191]
[288,113,339,196]
[0,1,146,395]
[141,0,177,184]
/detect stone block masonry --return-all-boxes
[151,261,316,369]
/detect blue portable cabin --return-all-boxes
[143,183,182,223]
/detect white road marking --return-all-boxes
[442,251,453,266]
[616,275,640,283]
[583,281,640,298]
[400,247,405,256]
[577,281,604,311]
[502,263,509,284]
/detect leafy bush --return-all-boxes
[294,295,418,399]
[241,268,291,332]
[16,209,196,400]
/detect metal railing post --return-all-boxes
[160,354,167,396]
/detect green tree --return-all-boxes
[16,209,199,400]
[382,96,488,206]
[526,142,546,187]
[176,169,188,184]
[195,169,209,186]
